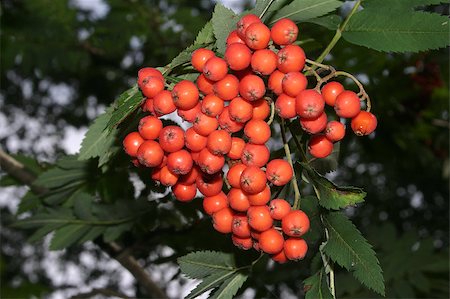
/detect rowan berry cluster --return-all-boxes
[122,14,377,263]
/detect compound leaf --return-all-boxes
[322,212,385,295]
[269,0,342,24]
[210,272,248,299]
[212,4,239,55]
[304,268,333,299]
[178,250,236,279]
[105,85,141,130]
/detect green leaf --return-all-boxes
[306,14,341,30]
[322,212,385,295]
[300,196,323,243]
[253,0,288,22]
[28,223,65,243]
[269,0,342,25]
[34,167,86,189]
[78,226,105,244]
[186,271,235,299]
[210,272,248,299]
[178,250,236,279]
[17,191,40,214]
[102,223,132,242]
[304,269,333,299]
[78,106,117,164]
[73,192,94,220]
[301,162,366,210]
[343,1,450,52]
[212,4,239,55]
[49,224,91,250]
[105,85,141,130]
[194,21,215,45]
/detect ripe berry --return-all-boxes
[212,207,234,234]
[138,67,164,85]
[251,99,271,120]
[197,172,223,197]
[207,130,232,155]
[275,93,297,119]
[198,148,225,174]
[193,112,219,136]
[214,74,239,101]
[224,43,252,71]
[284,238,308,260]
[325,121,346,142]
[239,74,266,101]
[142,98,157,115]
[300,111,328,134]
[241,143,270,167]
[153,90,176,116]
[201,95,223,117]
[185,127,207,152]
[259,228,284,254]
[203,192,228,215]
[351,111,377,136]
[137,140,164,167]
[277,45,306,73]
[140,76,164,98]
[282,210,310,237]
[191,48,215,72]
[196,73,215,95]
[172,80,199,110]
[159,166,179,186]
[232,235,253,250]
[138,116,163,140]
[218,107,245,133]
[266,159,293,186]
[123,132,144,157]
[178,165,200,185]
[247,185,271,206]
[244,119,271,145]
[308,135,333,158]
[334,90,361,118]
[240,166,267,194]
[177,102,201,123]
[172,183,197,202]
[159,125,185,153]
[251,49,278,75]
[269,199,291,220]
[226,30,245,45]
[228,137,246,160]
[271,18,298,46]
[268,70,285,95]
[247,205,273,232]
[296,89,325,119]
[245,22,271,50]
[321,81,344,106]
[203,57,228,81]
[229,97,253,123]
[227,163,247,188]
[228,188,251,212]
[167,149,193,175]
[271,250,288,264]
[237,14,261,39]
[282,72,308,97]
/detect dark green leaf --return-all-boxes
[301,162,365,210]
[186,271,235,299]
[322,212,385,295]
[300,196,323,243]
[178,250,236,279]
[17,192,40,214]
[34,167,86,189]
[102,223,132,242]
[269,0,342,25]
[77,226,105,244]
[306,14,341,30]
[212,4,239,55]
[73,192,94,220]
[210,272,248,299]
[304,269,333,299]
[105,85,141,130]
[194,21,215,45]
[28,223,66,243]
[49,224,91,250]
[253,0,289,22]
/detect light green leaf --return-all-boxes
[253,0,288,22]
[50,224,91,250]
[212,4,239,55]
[269,0,342,24]
[343,1,450,52]
[105,85,141,130]
[322,212,385,295]
[301,162,366,210]
[304,269,333,299]
[194,21,215,45]
[178,250,236,279]
[210,272,248,299]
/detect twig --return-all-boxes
[0,149,168,299]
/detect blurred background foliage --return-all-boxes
[0,0,448,298]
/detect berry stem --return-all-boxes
[266,98,275,126]
[320,215,337,298]
[279,119,301,209]
[314,0,362,65]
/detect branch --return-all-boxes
[0,149,168,299]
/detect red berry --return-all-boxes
[308,135,333,158]
[284,238,308,260]
[281,210,310,237]
[334,90,361,118]
[351,111,377,136]
[296,89,325,119]
[259,228,284,254]
[325,121,346,142]
[271,18,298,46]
[123,132,144,157]
[321,81,344,106]
[266,159,293,186]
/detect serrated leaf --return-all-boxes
[306,14,341,30]
[301,162,365,210]
[343,3,450,52]
[186,271,235,299]
[78,106,116,162]
[73,192,94,220]
[300,196,323,243]
[102,223,132,242]
[309,142,340,175]
[56,155,86,170]
[363,0,446,10]
[105,85,141,130]
[50,224,91,250]
[17,191,40,214]
[322,212,385,295]
[34,167,86,189]
[77,226,105,244]
[28,223,65,243]
[253,0,288,22]
[194,21,215,45]
[178,250,236,279]
[212,4,239,55]
[269,0,342,24]
[210,272,248,299]
[304,269,333,299]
